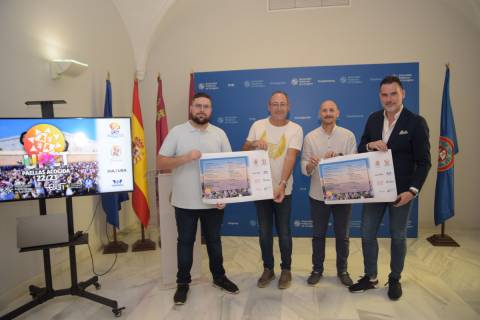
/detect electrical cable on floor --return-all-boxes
[83,198,118,277]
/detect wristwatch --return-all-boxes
[408,187,418,197]
[279,180,287,187]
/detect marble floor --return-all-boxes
[1,228,479,320]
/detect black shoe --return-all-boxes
[387,277,402,300]
[306,271,322,285]
[213,276,240,294]
[338,272,353,287]
[174,284,189,305]
[348,275,378,293]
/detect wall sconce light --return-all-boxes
[50,59,88,79]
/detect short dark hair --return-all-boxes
[380,76,404,90]
[269,91,289,104]
[192,92,212,103]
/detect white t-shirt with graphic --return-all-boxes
[246,118,303,195]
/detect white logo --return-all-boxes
[294,220,301,227]
[217,117,224,124]
[249,220,257,227]
[291,78,298,86]
[340,76,347,84]
[198,83,205,90]
[244,81,250,88]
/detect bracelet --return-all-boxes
[279,180,287,187]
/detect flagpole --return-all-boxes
[131,75,156,252]
[156,73,162,248]
[102,72,129,254]
[427,63,459,247]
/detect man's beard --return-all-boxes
[191,113,210,125]
[383,104,399,113]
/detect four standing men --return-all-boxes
[159,75,431,304]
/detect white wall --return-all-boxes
[142,0,480,230]
[0,0,137,306]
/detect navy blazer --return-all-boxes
[358,107,431,193]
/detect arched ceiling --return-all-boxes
[112,0,176,80]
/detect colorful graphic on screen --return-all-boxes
[0,118,133,202]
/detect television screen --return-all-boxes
[0,118,133,202]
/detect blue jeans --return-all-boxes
[310,197,351,274]
[175,207,225,284]
[255,196,292,270]
[361,201,413,280]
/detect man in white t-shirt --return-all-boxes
[301,100,357,287]
[243,91,303,290]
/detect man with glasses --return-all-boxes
[243,91,303,289]
[158,92,239,305]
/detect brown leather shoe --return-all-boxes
[278,270,292,289]
[257,268,275,288]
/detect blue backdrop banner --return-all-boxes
[195,62,419,237]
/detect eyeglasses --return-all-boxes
[192,103,211,110]
[270,102,288,108]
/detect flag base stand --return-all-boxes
[426,234,459,247]
[132,225,156,252]
[103,227,129,254]
[103,241,129,254]
[427,223,459,247]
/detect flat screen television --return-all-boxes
[0,117,133,202]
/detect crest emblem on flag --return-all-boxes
[132,136,145,164]
[438,136,454,172]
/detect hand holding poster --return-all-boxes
[199,150,273,204]
[319,150,397,204]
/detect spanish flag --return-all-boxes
[132,79,150,228]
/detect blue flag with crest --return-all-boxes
[434,65,458,225]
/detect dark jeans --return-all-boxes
[310,197,351,274]
[175,207,225,284]
[361,201,413,280]
[255,196,292,270]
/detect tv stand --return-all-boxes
[1,197,124,319]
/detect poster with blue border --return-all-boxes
[195,62,419,237]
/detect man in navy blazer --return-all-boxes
[349,76,431,300]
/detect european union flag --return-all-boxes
[101,78,129,228]
[434,65,458,225]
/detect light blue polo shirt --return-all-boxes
[159,121,232,209]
